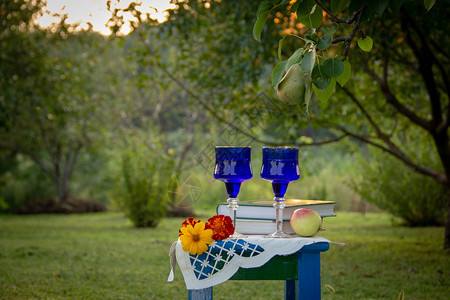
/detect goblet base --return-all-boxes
[264,231,294,238]
[228,232,247,239]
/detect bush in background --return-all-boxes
[17,198,106,214]
[351,146,446,226]
[0,154,55,213]
[117,142,175,228]
[0,153,107,214]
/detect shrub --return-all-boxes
[17,198,106,214]
[351,146,446,226]
[0,154,55,213]
[118,144,175,228]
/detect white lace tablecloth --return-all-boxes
[167,235,332,290]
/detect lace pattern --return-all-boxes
[170,235,331,290]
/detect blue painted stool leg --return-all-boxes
[188,287,213,300]
[285,279,297,300]
[297,251,321,300]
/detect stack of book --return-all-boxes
[216,199,336,235]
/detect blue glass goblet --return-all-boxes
[214,146,252,238]
[261,147,300,238]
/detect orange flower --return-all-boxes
[207,215,235,241]
[179,221,213,255]
[179,217,200,236]
[179,217,211,236]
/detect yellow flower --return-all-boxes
[179,221,213,255]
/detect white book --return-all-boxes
[235,219,296,235]
[216,199,336,221]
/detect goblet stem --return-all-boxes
[265,196,293,238]
[227,197,246,239]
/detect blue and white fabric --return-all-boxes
[168,235,332,290]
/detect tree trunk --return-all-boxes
[431,129,450,249]
[56,175,70,203]
[445,186,450,249]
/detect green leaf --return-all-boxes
[290,0,301,12]
[358,36,373,52]
[312,63,331,86]
[271,60,288,90]
[389,0,406,12]
[286,48,305,71]
[257,0,273,15]
[279,0,292,5]
[298,102,309,118]
[322,58,344,78]
[424,0,436,10]
[313,78,336,102]
[304,81,312,115]
[299,7,323,28]
[331,0,348,13]
[297,0,315,16]
[278,37,285,61]
[300,50,316,74]
[325,26,338,35]
[348,0,362,15]
[298,0,323,28]
[253,1,273,42]
[366,0,389,16]
[305,33,318,43]
[314,77,331,89]
[317,34,332,50]
[311,64,321,80]
[336,60,351,87]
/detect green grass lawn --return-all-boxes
[0,212,448,299]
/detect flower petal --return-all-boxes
[198,242,208,254]
[185,224,197,236]
[180,235,193,251]
[193,221,205,232]
[200,229,214,244]
[180,225,192,236]
[189,242,199,255]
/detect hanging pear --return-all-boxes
[276,63,305,105]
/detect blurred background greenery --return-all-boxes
[0,0,447,230]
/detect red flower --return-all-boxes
[179,217,211,236]
[207,215,235,241]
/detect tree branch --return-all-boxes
[336,125,447,184]
[401,8,443,129]
[391,46,416,66]
[28,152,58,183]
[382,53,389,85]
[332,36,350,44]
[429,37,450,61]
[67,141,82,180]
[314,0,360,24]
[342,3,366,61]
[340,86,422,164]
[35,114,59,169]
[312,1,365,60]
[338,84,447,184]
[341,86,389,139]
[388,114,399,138]
[247,132,348,147]
[361,60,432,132]
[9,144,57,183]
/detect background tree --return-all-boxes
[253,0,450,248]
[0,0,122,204]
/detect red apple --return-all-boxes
[290,208,322,237]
